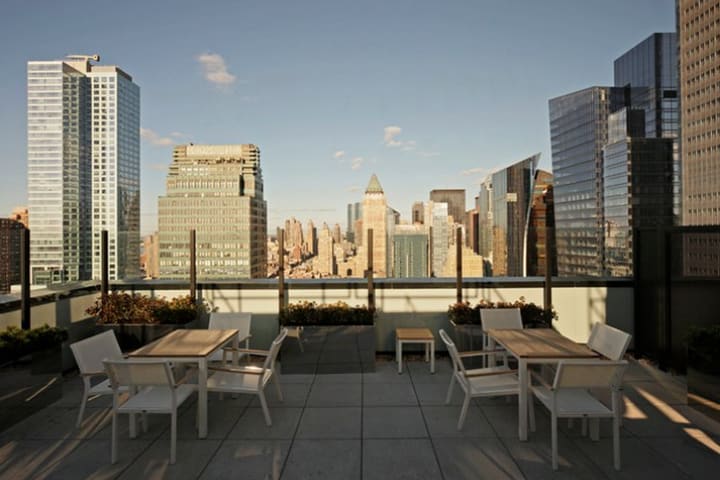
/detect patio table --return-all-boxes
[128,329,240,439]
[486,328,599,441]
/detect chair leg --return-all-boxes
[458,393,471,430]
[111,412,118,464]
[581,417,588,436]
[528,395,536,433]
[445,376,455,405]
[551,411,558,470]
[274,374,284,402]
[590,418,599,441]
[141,413,149,433]
[170,411,177,465]
[613,415,621,470]
[258,391,272,426]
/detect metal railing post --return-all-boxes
[101,230,109,307]
[189,229,197,302]
[278,228,285,312]
[456,226,462,303]
[20,228,30,330]
[367,228,375,312]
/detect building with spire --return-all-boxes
[361,174,388,277]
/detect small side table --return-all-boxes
[396,328,435,374]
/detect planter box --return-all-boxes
[280,325,375,374]
[687,348,720,422]
[0,346,63,433]
[100,318,199,351]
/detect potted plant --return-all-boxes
[687,324,720,422]
[278,301,376,374]
[0,325,68,431]
[87,292,210,350]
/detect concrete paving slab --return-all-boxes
[363,406,428,438]
[282,439,361,480]
[362,438,442,480]
[199,440,290,480]
[296,407,361,439]
[228,407,302,440]
[363,383,418,406]
[433,437,524,480]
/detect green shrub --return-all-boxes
[687,324,720,375]
[448,297,556,328]
[87,292,209,325]
[279,301,375,326]
[0,325,68,364]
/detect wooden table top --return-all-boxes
[128,329,238,358]
[396,328,434,341]
[487,328,598,359]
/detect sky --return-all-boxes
[0,0,676,235]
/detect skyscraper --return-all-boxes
[425,201,449,276]
[158,144,267,279]
[0,219,25,293]
[361,174,388,277]
[526,171,556,277]
[306,220,317,256]
[392,225,428,277]
[429,189,466,225]
[678,2,720,225]
[411,201,424,224]
[27,55,140,284]
[549,87,627,276]
[346,202,361,243]
[316,223,335,276]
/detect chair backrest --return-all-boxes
[70,330,123,375]
[263,328,289,371]
[103,359,175,390]
[553,360,628,390]
[438,329,468,381]
[209,312,252,339]
[480,308,523,331]
[587,323,632,361]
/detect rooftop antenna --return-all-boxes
[65,54,100,63]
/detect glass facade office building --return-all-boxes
[27,57,140,284]
[392,226,428,278]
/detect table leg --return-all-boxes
[425,342,429,362]
[518,358,528,441]
[129,385,137,438]
[198,357,208,438]
[430,340,435,374]
[397,339,402,374]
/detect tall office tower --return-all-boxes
[346,202,361,243]
[614,32,680,223]
[477,179,493,267]
[425,201,449,276]
[361,174,388,277]
[284,217,304,251]
[316,223,335,276]
[549,87,627,276]
[526,170,556,277]
[411,201,424,224]
[332,223,342,244]
[429,189,466,225]
[603,108,674,277]
[10,207,29,228]
[465,208,479,253]
[679,2,720,225]
[141,232,160,279]
[487,154,538,276]
[0,219,25,293]
[27,55,140,284]
[305,220,317,256]
[392,225,428,277]
[158,144,267,279]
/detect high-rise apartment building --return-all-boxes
[678,1,720,225]
[361,174,388,277]
[27,55,140,284]
[526,171,556,277]
[0,219,25,293]
[158,144,267,279]
[392,225,428,277]
[306,220,317,256]
[285,217,304,251]
[549,87,627,276]
[425,201,449,276]
[346,202,361,243]
[429,189,466,226]
[316,223,335,276]
[332,223,342,245]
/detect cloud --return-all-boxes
[348,185,362,192]
[140,128,174,147]
[383,125,416,150]
[418,151,440,158]
[196,53,236,86]
[351,157,364,170]
[334,150,346,159]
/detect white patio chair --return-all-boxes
[531,359,628,470]
[103,359,195,465]
[207,328,288,426]
[208,312,252,364]
[480,308,523,367]
[439,329,534,430]
[70,330,126,428]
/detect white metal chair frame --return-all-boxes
[104,359,195,465]
[531,359,628,470]
[439,329,535,431]
[207,328,288,426]
[480,308,523,367]
[69,330,126,428]
[208,312,253,364]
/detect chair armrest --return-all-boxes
[530,369,552,389]
[464,369,518,378]
[457,349,507,358]
[208,365,264,375]
[222,347,269,356]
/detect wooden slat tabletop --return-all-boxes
[487,328,598,359]
[128,329,238,358]
[396,328,434,341]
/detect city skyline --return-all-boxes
[0,0,675,234]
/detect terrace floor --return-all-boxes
[0,357,719,479]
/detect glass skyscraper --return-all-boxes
[27,55,140,284]
[392,225,428,278]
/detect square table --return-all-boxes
[486,328,599,441]
[128,329,239,439]
[395,328,435,374]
